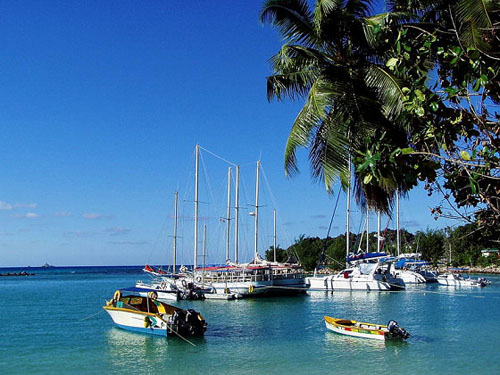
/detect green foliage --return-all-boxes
[277,222,496,270]
[286,235,324,271]
[447,223,500,266]
[383,1,500,227]
[263,0,499,228]
[261,0,414,213]
[415,229,446,264]
[264,246,288,263]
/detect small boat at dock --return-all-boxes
[103,289,207,337]
[324,316,410,341]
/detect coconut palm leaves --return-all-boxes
[261,0,406,212]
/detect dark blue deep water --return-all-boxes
[1,266,499,374]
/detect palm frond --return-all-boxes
[309,109,350,191]
[455,0,494,50]
[345,0,374,18]
[260,0,315,46]
[456,0,493,29]
[313,0,342,29]
[364,64,405,120]
[284,76,347,176]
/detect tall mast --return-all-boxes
[202,223,207,283]
[273,209,277,262]
[194,145,199,269]
[346,158,351,264]
[173,191,178,273]
[234,165,240,263]
[366,210,369,252]
[396,190,400,256]
[377,211,381,252]
[254,160,260,260]
[225,167,232,262]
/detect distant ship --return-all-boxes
[41,263,54,268]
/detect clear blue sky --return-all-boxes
[0,1,457,267]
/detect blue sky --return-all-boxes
[0,1,459,267]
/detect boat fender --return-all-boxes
[248,285,255,294]
[148,291,158,301]
[195,276,202,283]
[181,279,188,288]
[113,290,121,302]
[160,281,167,289]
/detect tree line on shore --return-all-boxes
[265,223,500,271]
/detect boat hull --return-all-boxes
[206,280,272,297]
[324,316,387,340]
[103,307,169,336]
[133,284,179,301]
[437,277,481,287]
[307,275,404,291]
[395,270,427,284]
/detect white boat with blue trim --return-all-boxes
[437,272,490,287]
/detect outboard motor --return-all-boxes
[387,320,410,339]
[170,309,207,337]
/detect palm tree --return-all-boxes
[260,0,409,213]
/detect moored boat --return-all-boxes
[103,289,207,337]
[324,316,410,340]
[437,272,490,287]
[307,257,405,291]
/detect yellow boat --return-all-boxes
[324,316,410,341]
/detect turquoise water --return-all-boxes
[2,267,499,374]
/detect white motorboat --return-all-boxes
[437,273,490,287]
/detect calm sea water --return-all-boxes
[1,266,499,374]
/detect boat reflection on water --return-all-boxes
[106,328,168,369]
[106,327,206,370]
[324,329,409,353]
[324,331,386,351]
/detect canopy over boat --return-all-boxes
[347,252,388,263]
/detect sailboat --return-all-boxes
[192,151,308,297]
[392,193,427,284]
[306,163,405,291]
[135,191,205,301]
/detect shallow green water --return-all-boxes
[2,267,499,374]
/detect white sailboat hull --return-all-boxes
[307,274,404,291]
[204,280,272,296]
